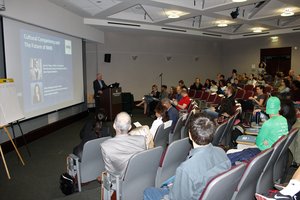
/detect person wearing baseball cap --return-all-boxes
[256,96,289,150]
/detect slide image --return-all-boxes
[31,82,43,104]
[30,58,42,81]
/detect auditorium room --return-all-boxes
[0,0,300,200]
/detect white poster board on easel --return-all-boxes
[0,79,24,127]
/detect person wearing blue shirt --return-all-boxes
[143,113,231,200]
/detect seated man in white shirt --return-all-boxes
[100,112,146,180]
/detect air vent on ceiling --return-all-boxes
[202,33,222,37]
[243,32,269,36]
[161,27,187,32]
[107,22,140,27]
[292,27,300,31]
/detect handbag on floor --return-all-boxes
[59,172,75,195]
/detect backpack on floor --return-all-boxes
[59,173,75,195]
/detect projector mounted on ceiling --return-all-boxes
[0,0,5,11]
[231,7,239,19]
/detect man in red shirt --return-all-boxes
[174,89,191,110]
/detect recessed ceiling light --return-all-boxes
[271,36,279,42]
[216,21,228,27]
[281,8,294,17]
[232,0,247,2]
[218,23,228,27]
[165,10,187,19]
[253,27,263,33]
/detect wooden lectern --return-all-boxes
[99,87,122,121]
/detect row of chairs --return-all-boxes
[202,128,298,200]
[102,138,192,200]
[68,116,298,199]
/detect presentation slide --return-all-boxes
[3,18,84,119]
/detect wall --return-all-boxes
[1,0,104,43]
[86,30,222,100]
[221,32,300,77]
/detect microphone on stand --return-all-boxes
[159,73,163,77]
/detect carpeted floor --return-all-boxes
[0,109,152,200]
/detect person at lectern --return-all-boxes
[93,73,107,115]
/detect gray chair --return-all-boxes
[68,136,111,192]
[155,138,192,187]
[154,120,172,149]
[231,148,273,200]
[199,163,247,200]
[256,135,287,195]
[170,115,186,143]
[273,128,299,183]
[212,121,228,146]
[118,146,163,200]
[181,111,194,139]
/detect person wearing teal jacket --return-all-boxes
[256,96,289,150]
[227,96,288,165]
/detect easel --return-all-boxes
[0,125,25,179]
[10,120,31,157]
[0,78,26,179]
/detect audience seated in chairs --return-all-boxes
[136,84,160,115]
[175,86,182,101]
[172,88,191,111]
[204,85,236,122]
[143,113,231,200]
[291,80,300,101]
[278,78,291,95]
[73,115,110,160]
[168,86,177,100]
[227,97,289,165]
[239,85,267,125]
[161,98,179,132]
[160,85,169,100]
[190,77,203,90]
[149,103,169,137]
[178,80,188,91]
[100,112,146,181]
[203,78,211,91]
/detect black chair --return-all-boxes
[273,128,299,183]
[199,163,246,200]
[153,120,172,150]
[212,121,228,146]
[256,135,287,195]
[231,148,274,200]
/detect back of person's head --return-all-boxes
[256,85,265,93]
[161,85,167,90]
[154,103,169,122]
[266,96,281,115]
[211,80,217,85]
[178,80,184,85]
[181,88,188,95]
[283,78,290,88]
[292,80,300,89]
[94,121,102,137]
[232,69,237,74]
[279,98,297,128]
[113,112,132,134]
[188,113,216,145]
[161,98,171,107]
[226,85,235,95]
